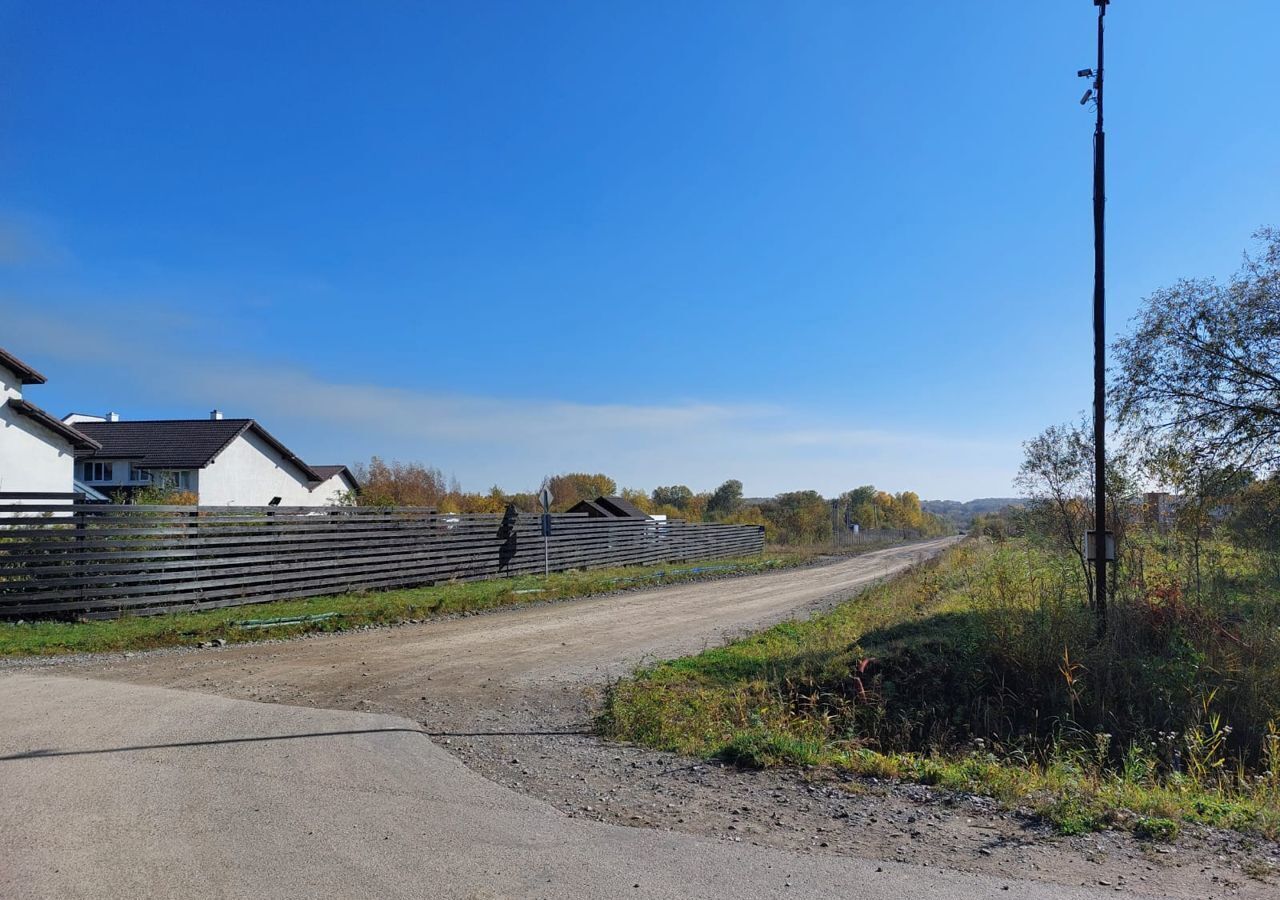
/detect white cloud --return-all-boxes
[0,302,1022,498]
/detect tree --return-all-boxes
[722,505,777,542]
[620,487,654,513]
[684,492,710,522]
[1015,420,1098,598]
[892,491,925,532]
[1228,476,1280,579]
[1114,228,1280,473]
[651,485,694,511]
[1145,447,1255,596]
[767,491,831,544]
[1016,418,1133,611]
[543,472,618,511]
[706,479,743,520]
[352,457,448,507]
[843,485,878,530]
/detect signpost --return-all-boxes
[538,486,553,576]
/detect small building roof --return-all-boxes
[309,464,360,491]
[595,495,650,518]
[73,418,320,480]
[566,495,650,519]
[566,498,612,518]
[0,347,48,385]
[7,399,101,450]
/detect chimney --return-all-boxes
[106,411,120,422]
[210,409,223,420]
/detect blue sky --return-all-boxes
[1,1,1277,500]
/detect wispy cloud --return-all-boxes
[1,301,1021,498]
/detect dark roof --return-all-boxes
[8,399,101,449]
[0,347,48,385]
[566,499,612,518]
[309,464,360,490]
[595,495,650,518]
[567,496,650,519]
[74,418,320,480]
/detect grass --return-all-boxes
[599,539,1280,839]
[0,553,802,658]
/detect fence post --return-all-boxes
[75,503,87,610]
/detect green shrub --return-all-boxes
[1133,817,1180,842]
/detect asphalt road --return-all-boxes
[0,673,1116,900]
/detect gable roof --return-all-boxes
[594,495,650,518]
[7,399,101,450]
[73,418,320,480]
[566,496,650,519]
[0,347,48,385]
[310,464,360,490]
[566,498,612,518]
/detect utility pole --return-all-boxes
[1081,0,1109,629]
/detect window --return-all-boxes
[128,464,151,483]
[152,470,194,490]
[82,461,113,482]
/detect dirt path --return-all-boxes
[48,538,957,727]
[33,536,1279,897]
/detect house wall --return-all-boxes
[310,471,356,505]
[0,364,76,496]
[1,365,19,402]
[198,430,321,506]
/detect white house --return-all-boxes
[0,346,100,497]
[69,411,360,506]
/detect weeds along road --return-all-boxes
[0,537,1141,899]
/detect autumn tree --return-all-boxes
[722,505,777,542]
[684,492,711,522]
[620,487,654,513]
[543,472,618,511]
[843,485,878,529]
[766,491,831,545]
[352,457,448,507]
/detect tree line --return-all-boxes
[347,462,950,545]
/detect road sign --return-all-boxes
[538,486,553,512]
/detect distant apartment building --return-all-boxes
[1143,491,1179,530]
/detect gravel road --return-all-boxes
[3,537,1276,898]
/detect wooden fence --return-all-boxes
[0,503,765,619]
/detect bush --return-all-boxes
[1133,817,1180,842]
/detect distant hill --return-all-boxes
[921,497,1025,528]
